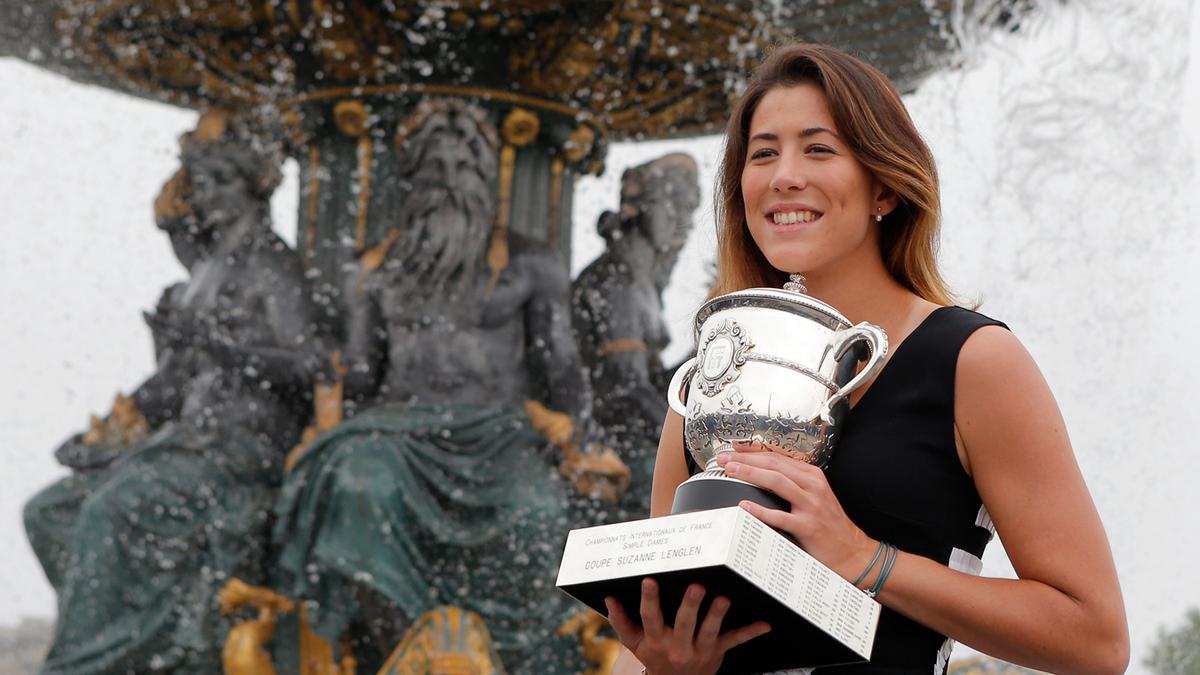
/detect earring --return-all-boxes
[875,208,883,223]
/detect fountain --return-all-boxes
[0,1,1043,673]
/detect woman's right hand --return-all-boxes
[605,578,771,675]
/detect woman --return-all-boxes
[607,43,1128,675]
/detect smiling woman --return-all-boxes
[606,43,1130,675]
[708,43,951,311]
[741,83,898,288]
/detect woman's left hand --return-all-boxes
[717,443,876,583]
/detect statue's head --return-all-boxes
[179,109,284,230]
[153,168,206,270]
[609,152,700,257]
[383,99,500,291]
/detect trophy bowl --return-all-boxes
[667,275,887,514]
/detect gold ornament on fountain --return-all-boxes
[547,123,596,244]
[286,351,348,471]
[378,606,503,675]
[564,124,596,164]
[333,100,370,137]
[194,109,232,143]
[334,100,375,252]
[558,609,623,675]
[281,108,314,150]
[154,168,194,221]
[487,107,540,294]
[524,400,631,504]
[81,393,150,448]
[219,578,295,675]
[219,578,355,675]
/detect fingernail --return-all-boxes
[714,597,730,611]
[687,585,703,600]
[726,462,740,474]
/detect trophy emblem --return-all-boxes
[667,274,888,514]
[696,319,752,396]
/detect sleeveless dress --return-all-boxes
[685,306,1008,675]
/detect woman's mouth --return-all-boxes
[770,209,821,226]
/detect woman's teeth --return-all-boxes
[772,210,819,224]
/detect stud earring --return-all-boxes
[875,208,883,223]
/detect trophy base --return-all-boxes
[556,506,880,673]
[671,470,790,515]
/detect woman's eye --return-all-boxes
[807,145,835,155]
[748,148,776,160]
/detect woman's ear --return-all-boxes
[874,184,900,217]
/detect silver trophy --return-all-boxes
[667,274,888,514]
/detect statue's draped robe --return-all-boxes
[24,423,279,674]
[273,403,582,672]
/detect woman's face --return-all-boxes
[741,83,892,279]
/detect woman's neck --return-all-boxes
[800,257,931,328]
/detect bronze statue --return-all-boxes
[272,100,608,674]
[23,111,326,674]
[22,169,197,592]
[572,153,700,517]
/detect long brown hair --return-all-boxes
[711,43,954,306]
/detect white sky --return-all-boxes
[2,1,1199,671]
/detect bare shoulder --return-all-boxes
[955,324,1049,412]
[954,322,1073,484]
[959,320,1028,363]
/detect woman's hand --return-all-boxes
[605,578,770,675]
[717,443,877,583]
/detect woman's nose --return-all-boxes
[768,155,807,192]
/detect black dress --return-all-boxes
[685,306,1008,674]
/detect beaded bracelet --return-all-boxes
[851,540,885,587]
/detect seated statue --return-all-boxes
[23,110,325,674]
[23,168,196,591]
[272,100,608,674]
[572,153,699,518]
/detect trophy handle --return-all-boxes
[666,357,698,417]
[818,322,888,424]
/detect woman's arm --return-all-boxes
[728,326,1129,675]
[650,411,689,518]
[883,326,1128,673]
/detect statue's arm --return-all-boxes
[128,283,192,426]
[596,351,668,423]
[526,257,594,438]
[183,257,327,391]
[259,268,333,390]
[129,348,187,427]
[650,352,685,395]
[145,283,187,360]
[341,276,386,402]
